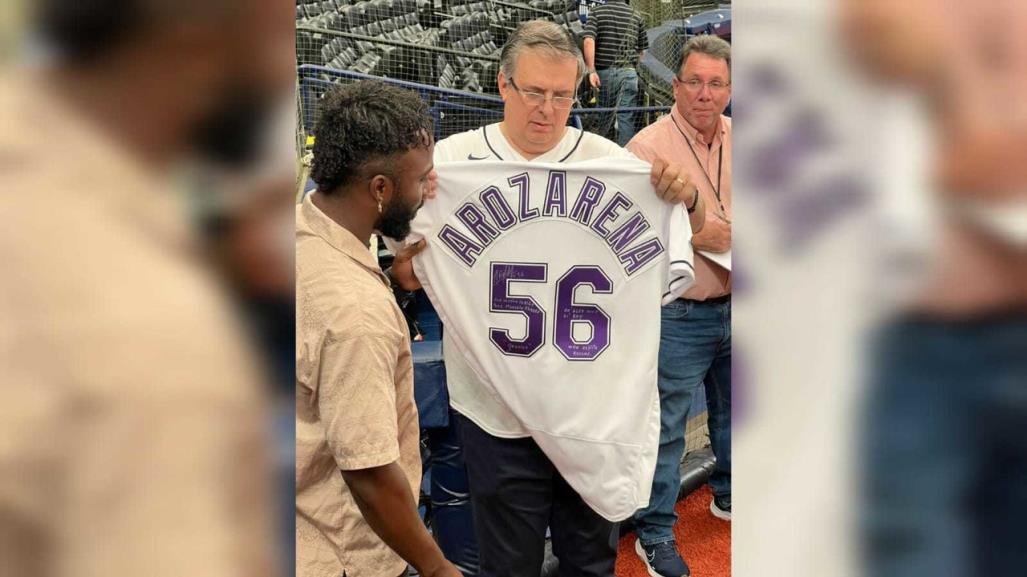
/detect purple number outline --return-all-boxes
[552,265,613,361]
[488,261,549,358]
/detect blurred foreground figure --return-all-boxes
[0,1,293,576]
[841,1,1027,575]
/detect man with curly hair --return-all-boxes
[295,80,460,577]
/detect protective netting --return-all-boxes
[296,0,729,143]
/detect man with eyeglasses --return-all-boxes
[390,19,703,577]
[624,34,733,577]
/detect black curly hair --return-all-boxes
[311,81,434,195]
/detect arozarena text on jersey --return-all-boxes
[437,170,665,276]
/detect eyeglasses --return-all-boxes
[676,76,731,94]
[508,77,577,110]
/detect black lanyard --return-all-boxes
[672,115,726,213]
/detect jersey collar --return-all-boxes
[484,123,585,163]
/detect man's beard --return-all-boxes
[375,196,419,240]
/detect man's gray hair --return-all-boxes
[499,20,587,83]
[678,34,731,74]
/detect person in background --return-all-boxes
[582,0,648,146]
[626,34,733,577]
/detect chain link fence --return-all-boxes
[633,1,731,106]
[296,0,728,145]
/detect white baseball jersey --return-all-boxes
[432,124,637,444]
[409,154,694,521]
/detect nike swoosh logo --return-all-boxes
[467,153,489,160]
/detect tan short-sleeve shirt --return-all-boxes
[295,195,421,577]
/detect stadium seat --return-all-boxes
[337,5,353,28]
[460,15,475,39]
[318,38,334,62]
[306,3,323,18]
[404,12,418,26]
[447,17,466,42]
[323,12,341,30]
[366,21,382,36]
[296,30,315,64]
[465,15,481,39]
[436,54,452,75]
[395,22,413,37]
[351,1,370,26]
[381,17,396,33]
[375,45,399,76]
[472,12,489,32]
[351,52,382,75]
[396,25,417,42]
[320,42,336,64]
[369,0,390,21]
[329,53,354,70]
[322,0,338,13]
[459,69,482,92]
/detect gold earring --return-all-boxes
[377,196,383,214]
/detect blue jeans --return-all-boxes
[635,298,732,546]
[596,67,639,147]
[861,314,1027,577]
